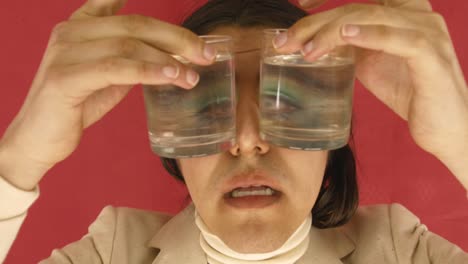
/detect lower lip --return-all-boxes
[224,194,281,209]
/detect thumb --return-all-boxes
[373,0,432,11]
[70,0,127,20]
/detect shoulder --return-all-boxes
[87,206,173,260]
[340,204,468,263]
[340,203,429,262]
[345,203,424,231]
[343,203,427,241]
[90,206,173,234]
[39,206,174,263]
[90,205,173,241]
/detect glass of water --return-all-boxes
[260,29,355,150]
[143,35,236,158]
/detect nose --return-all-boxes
[229,79,270,157]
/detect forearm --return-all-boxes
[434,86,468,194]
[436,147,468,195]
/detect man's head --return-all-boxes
[161,0,358,253]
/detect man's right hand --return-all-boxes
[0,0,216,191]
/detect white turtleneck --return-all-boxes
[195,212,312,264]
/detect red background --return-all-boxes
[1,0,467,263]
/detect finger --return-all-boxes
[44,58,198,104]
[53,16,216,65]
[373,0,432,11]
[274,4,411,53]
[300,21,350,61]
[50,37,196,89]
[301,8,446,60]
[70,0,127,20]
[52,37,171,65]
[296,0,328,10]
[275,4,425,54]
[340,24,445,94]
[272,7,343,53]
[341,24,431,60]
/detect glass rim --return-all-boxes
[263,28,288,35]
[199,35,233,44]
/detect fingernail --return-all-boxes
[203,45,216,61]
[162,65,179,79]
[273,32,288,49]
[342,24,360,37]
[301,40,314,55]
[186,69,200,87]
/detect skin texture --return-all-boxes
[0,0,467,255]
[179,27,328,253]
[279,0,468,188]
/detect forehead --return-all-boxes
[208,26,264,53]
[209,26,264,76]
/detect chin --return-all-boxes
[219,218,290,253]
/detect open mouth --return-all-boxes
[223,185,282,209]
[228,185,276,198]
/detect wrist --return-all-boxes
[435,144,468,192]
[0,140,53,191]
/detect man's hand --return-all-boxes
[0,0,216,190]
[279,0,468,189]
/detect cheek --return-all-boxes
[281,149,328,206]
[178,156,219,201]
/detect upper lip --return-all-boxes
[221,170,282,195]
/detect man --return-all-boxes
[1,0,467,263]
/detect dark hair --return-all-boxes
[161,0,358,229]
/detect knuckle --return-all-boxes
[43,67,63,90]
[122,14,150,33]
[422,12,449,36]
[376,25,391,38]
[367,5,386,19]
[288,17,316,40]
[98,57,121,74]
[51,40,71,52]
[288,20,308,38]
[286,24,299,38]
[412,33,431,51]
[46,41,71,61]
[50,21,69,42]
[115,38,140,57]
[429,12,447,29]
[341,3,361,14]
[440,35,453,54]
[135,62,151,77]
[178,28,200,53]
[434,33,453,59]
[340,4,387,21]
[312,24,333,44]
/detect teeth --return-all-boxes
[231,187,275,198]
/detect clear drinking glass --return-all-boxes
[260,29,355,150]
[143,35,236,158]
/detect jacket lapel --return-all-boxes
[296,226,355,263]
[148,204,355,264]
[148,204,207,264]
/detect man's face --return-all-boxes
[178,27,328,253]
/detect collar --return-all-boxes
[148,204,355,264]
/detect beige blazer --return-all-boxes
[36,203,467,264]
